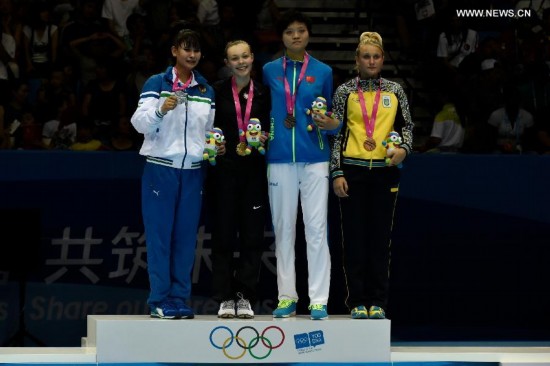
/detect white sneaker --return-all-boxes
[236,293,254,319]
[218,300,235,318]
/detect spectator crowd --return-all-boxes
[1,0,550,154]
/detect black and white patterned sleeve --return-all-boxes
[395,83,414,155]
[330,82,350,179]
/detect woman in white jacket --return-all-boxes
[131,28,222,319]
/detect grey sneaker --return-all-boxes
[217,300,235,318]
[236,292,254,319]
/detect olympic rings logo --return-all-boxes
[209,325,285,360]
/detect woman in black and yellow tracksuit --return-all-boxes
[330,32,414,319]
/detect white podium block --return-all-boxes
[85,315,390,363]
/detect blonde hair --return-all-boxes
[224,40,252,58]
[356,32,384,55]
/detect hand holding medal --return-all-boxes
[160,95,179,114]
[236,141,247,156]
[232,77,255,156]
[171,68,193,108]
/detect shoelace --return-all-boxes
[308,304,325,311]
[237,299,251,310]
[221,300,235,309]
[236,292,251,310]
[277,299,295,308]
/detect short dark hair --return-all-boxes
[276,10,313,36]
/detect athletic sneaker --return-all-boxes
[272,299,296,318]
[150,301,179,319]
[368,306,386,319]
[309,304,328,320]
[173,299,195,319]
[236,293,254,319]
[351,305,369,319]
[218,300,236,318]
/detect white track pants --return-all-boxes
[268,162,331,305]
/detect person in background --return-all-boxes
[70,120,104,151]
[207,40,270,319]
[436,10,478,85]
[262,10,340,320]
[331,32,413,320]
[42,99,78,150]
[2,79,30,149]
[81,58,127,146]
[421,88,464,153]
[22,1,58,104]
[101,0,145,41]
[487,84,535,154]
[131,28,220,319]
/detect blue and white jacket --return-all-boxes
[131,66,215,169]
[262,54,340,164]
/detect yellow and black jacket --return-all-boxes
[330,77,414,178]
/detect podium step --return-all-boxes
[85,315,391,363]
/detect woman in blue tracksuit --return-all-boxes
[262,10,340,320]
[131,29,221,319]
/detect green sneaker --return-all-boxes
[368,306,386,319]
[272,299,297,318]
[309,304,328,320]
[351,305,369,319]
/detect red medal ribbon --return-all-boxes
[173,68,193,91]
[283,53,310,117]
[356,77,381,139]
[231,77,254,143]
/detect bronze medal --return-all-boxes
[236,142,247,156]
[364,137,376,151]
[284,114,296,129]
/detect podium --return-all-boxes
[84,315,391,363]
[2,315,550,364]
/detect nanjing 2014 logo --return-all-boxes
[209,325,285,360]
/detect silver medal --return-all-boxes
[175,90,188,105]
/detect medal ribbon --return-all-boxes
[356,77,381,139]
[283,53,310,117]
[173,68,193,91]
[231,77,254,143]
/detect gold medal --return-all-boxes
[236,142,247,156]
[284,114,296,129]
[364,137,376,151]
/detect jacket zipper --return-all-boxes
[182,103,188,169]
[292,61,296,163]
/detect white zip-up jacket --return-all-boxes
[131,66,216,169]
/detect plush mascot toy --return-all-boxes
[382,131,403,167]
[304,96,333,132]
[203,127,224,165]
[239,118,266,155]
